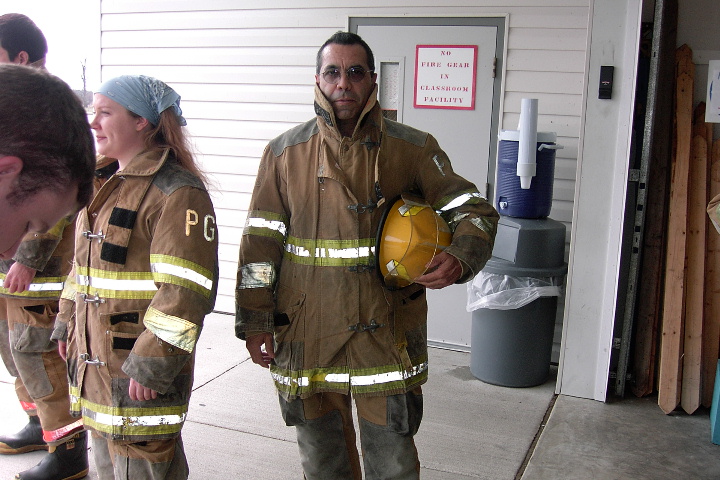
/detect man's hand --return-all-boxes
[3,262,37,293]
[414,251,463,290]
[246,332,275,368]
[58,340,67,361]
[129,378,158,401]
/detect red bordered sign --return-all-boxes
[414,45,478,110]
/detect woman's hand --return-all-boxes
[129,378,158,401]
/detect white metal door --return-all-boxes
[357,23,499,349]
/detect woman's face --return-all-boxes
[90,94,148,166]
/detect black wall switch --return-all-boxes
[599,65,614,99]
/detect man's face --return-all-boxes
[0,156,79,259]
[316,43,377,134]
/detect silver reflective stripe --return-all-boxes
[270,365,426,388]
[91,411,186,428]
[247,217,287,236]
[285,243,373,260]
[238,262,275,289]
[439,192,485,211]
[350,362,428,386]
[271,371,310,387]
[27,282,64,292]
[75,275,157,291]
[151,262,213,290]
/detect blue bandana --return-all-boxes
[97,75,187,127]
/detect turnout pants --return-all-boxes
[0,297,82,445]
[91,432,189,480]
[280,388,423,480]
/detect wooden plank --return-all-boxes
[681,135,708,414]
[658,44,694,414]
[704,138,720,407]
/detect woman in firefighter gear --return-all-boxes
[236,32,498,479]
[54,75,218,480]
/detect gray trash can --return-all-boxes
[467,217,567,387]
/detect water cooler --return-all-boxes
[469,98,567,387]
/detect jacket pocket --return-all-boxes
[10,322,54,353]
[274,283,306,341]
[100,310,145,378]
[273,283,306,372]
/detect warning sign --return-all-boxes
[414,45,478,110]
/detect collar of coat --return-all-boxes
[313,84,383,140]
[89,149,171,265]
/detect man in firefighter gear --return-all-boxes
[0,13,91,480]
[236,31,498,479]
[54,75,218,479]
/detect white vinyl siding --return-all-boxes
[100,0,590,314]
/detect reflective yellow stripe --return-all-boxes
[73,266,157,299]
[435,189,485,212]
[270,358,428,396]
[69,386,81,415]
[0,275,66,298]
[150,254,214,299]
[243,210,288,243]
[284,236,376,267]
[238,262,276,289]
[79,396,187,437]
[144,306,200,353]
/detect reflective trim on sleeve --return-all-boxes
[469,217,497,237]
[243,210,289,243]
[238,262,276,289]
[144,306,200,353]
[150,254,214,299]
[0,275,66,298]
[284,236,376,267]
[435,189,486,212]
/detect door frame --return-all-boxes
[349,15,507,200]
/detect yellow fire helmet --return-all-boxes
[375,194,453,290]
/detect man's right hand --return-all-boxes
[245,332,275,368]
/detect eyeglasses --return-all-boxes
[321,66,372,84]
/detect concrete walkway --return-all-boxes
[1,312,719,479]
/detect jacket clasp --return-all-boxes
[82,230,105,242]
[348,319,384,333]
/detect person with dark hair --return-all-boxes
[0,13,48,68]
[54,75,218,480]
[0,33,94,480]
[236,31,498,479]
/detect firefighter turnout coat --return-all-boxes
[56,149,218,442]
[236,85,498,400]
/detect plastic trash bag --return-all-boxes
[466,271,563,311]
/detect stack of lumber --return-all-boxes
[658,44,720,414]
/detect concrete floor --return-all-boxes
[1,312,719,479]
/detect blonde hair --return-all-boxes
[133,109,208,187]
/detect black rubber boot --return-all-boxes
[0,416,48,454]
[15,430,89,480]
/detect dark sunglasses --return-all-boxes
[321,66,372,84]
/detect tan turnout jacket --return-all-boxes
[236,86,498,400]
[56,149,218,441]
